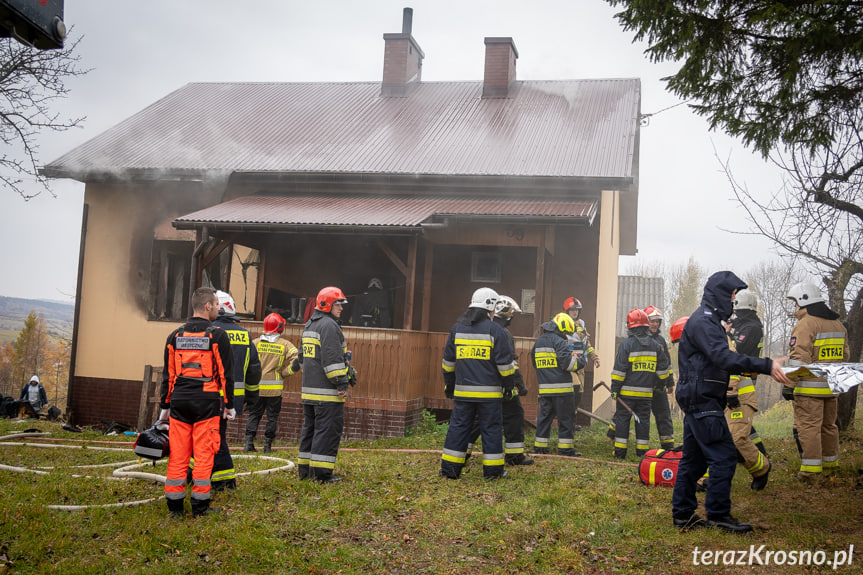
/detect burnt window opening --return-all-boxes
[471,251,501,283]
[148,240,193,321]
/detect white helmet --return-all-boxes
[786,282,824,307]
[469,287,499,311]
[494,295,521,319]
[734,289,758,311]
[216,290,236,316]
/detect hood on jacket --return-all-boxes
[628,325,653,345]
[702,271,747,321]
[540,319,567,338]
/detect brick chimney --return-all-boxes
[381,8,425,97]
[482,37,518,98]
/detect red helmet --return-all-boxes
[563,297,582,312]
[626,308,650,329]
[644,305,663,322]
[263,312,286,334]
[315,286,348,313]
[670,316,689,343]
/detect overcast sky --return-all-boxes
[0,0,785,302]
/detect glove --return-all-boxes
[782,386,795,401]
[516,380,528,396]
[223,408,236,420]
[290,357,301,374]
[158,408,170,421]
[503,387,517,401]
[444,381,455,399]
[347,365,358,387]
[726,395,740,410]
[610,392,618,401]
[154,419,169,432]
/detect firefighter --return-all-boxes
[160,286,234,518]
[644,306,675,450]
[784,282,848,483]
[205,290,262,490]
[563,297,600,430]
[246,312,299,453]
[725,289,771,490]
[532,312,587,456]
[440,288,517,480]
[610,309,670,459]
[297,286,355,483]
[466,296,533,466]
[671,271,790,533]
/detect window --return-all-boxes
[471,252,501,283]
[149,240,193,320]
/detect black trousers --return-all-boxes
[535,394,576,453]
[651,388,675,448]
[298,403,345,481]
[611,397,652,458]
[441,400,504,479]
[672,412,737,520]
[468,396,526,461]
[245,395,282,440]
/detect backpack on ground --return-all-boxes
[639,448,683,487]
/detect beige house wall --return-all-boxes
[592,189,621,413]
[74,182,222,382]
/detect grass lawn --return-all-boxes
[0,403,861,574]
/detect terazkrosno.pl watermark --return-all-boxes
[691,545,854,569]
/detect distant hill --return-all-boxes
[0,296,74,343]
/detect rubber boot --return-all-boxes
[244,434,256,452]
[167,498,185,519]
[297,298,307,323]
[263,438,273,453]
[191,499,217,518]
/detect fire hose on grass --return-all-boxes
[0,433,295,510]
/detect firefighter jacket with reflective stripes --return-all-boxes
[492,315,525,391]
[727,309,763,398]
[442,315,517,401]
[160,317,234,420]
[531,321,585,396]
[565,318,599,370]
[213,316,262,397]
[788,307,847,397]
[675,271,773,414]
[299,310,349,404]
[254,332,299,397]
[649,331,674,388]
[611,327,670,398]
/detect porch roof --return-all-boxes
[173,194,597,231]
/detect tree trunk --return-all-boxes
[836,387,858,431]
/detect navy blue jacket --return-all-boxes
[442,313,516,402]
[531,320,585,395]
[675,271,773,414]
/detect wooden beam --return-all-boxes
[535,237,545,334]
[421,240,434,331]
[200,238,232,270]
[403,237,417,329]
[375,238,409,277]
[255,247,267,319]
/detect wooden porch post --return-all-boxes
[534,234,546,333]
[374,236,419,330]
[421,239,434,331]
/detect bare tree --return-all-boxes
[723,116,863,429]
[1,34,87,199]
[743,260,807,410]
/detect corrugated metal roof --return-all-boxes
[174,194,597,229]
[616,275,665,338]
[45,80,640,182]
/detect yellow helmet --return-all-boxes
[552,312,575,335]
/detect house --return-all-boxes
[43,10,641,440]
